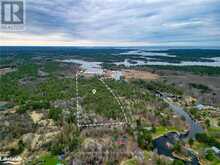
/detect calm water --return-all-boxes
[120,50,176,57]
[62,53,220,76]
[0,102,9,111]
[114,57,220,67]
[114,59,146,67]
[62,59,103,75]
[145,60,220,67]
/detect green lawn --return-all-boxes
[36,154,66,165]
[152,126,179,138]
[121,158,139,165]
[208,127,220,141]
[192,141,208,151]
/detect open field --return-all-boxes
[122,69,159,80]
[0,68,15,76]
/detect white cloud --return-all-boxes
[1,0,220,46]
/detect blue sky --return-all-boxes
[1,0,220,46]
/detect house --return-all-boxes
[103,70,122,80]
[211,146,220,156]
[205,146,220,157]
[195,104,205,110]
[184,96,197,106]
[195,104,217,111]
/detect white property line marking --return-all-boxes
[98,78,128,123]
[75,70,85,127]
[75,71,128,128]
[75,72,80,127]
[80,122,125,128]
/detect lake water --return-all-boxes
[62,59,104,75]
[114,57,220,67]
[62,56,220,77]
[114,59,146,67]
[120,50,176,57]
[145,60,220,67]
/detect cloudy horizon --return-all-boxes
[1,0,220,46]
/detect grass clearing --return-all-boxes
[152,126,179,138]
[121,158,139,165]
[33,154,66,165]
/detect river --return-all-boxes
[153,96,203,164]
[164,98,203,139]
